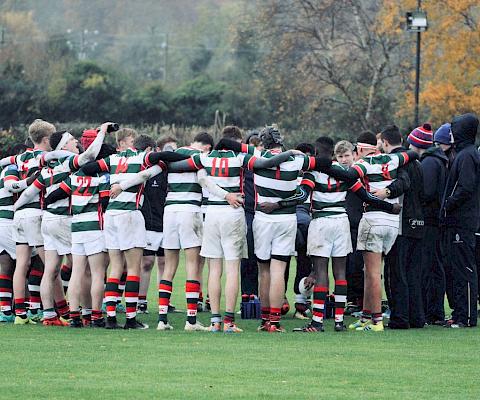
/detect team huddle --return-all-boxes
[0,114,478,332]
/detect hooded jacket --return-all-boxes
[420,146,449,226]
[440,113,480,232]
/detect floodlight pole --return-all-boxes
[414,0,422,127]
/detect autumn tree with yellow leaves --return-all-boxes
[383,0,480,127]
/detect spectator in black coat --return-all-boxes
[420,123,452,324]
[440,113,480,328]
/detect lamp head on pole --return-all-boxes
[406,10,428,32]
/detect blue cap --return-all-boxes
[434,123,453,145]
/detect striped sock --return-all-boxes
[14,298,27,317]
[82,308,92,324]
[0,274,13,314]
[117,272,127,304]
[372,311,383,325]
[125,275,140,320]
[224,311,235,325]
[92,310,103,321]
[334,280,347,323]
[138,295,147,305]
[158,280,172,323]
[105,278,120,318]
[28,265,43,312]
[261,307,270,324]
[361,309,372,323]
[270,307,281,327]
[211,313,222,324]
[312,285,328,326]
[70,309,81,321]
[55,299,70,319]
[185,280,200,324]
[60,264,71,294]
[43,308,57,320]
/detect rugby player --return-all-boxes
[14,124,110,326]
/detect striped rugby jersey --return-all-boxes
[0,169,15,221]
[97,148,161,212]
[302,162,358,218]
[191,149,256,208]
[33,155,81,216]
[5,149,44,216]
[165,147,202,212]
[252,150,314,219]
[201,187,209,213]
[297,174,311,205]
[351,152,410,220]
[59,171,110,243]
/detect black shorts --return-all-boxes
[143,247,165,257]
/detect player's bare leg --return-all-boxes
[140,255,155,302]
[13,245,33,322]
[81,266,92,325]
[0,254,15,322]
[223,259,241,332]
[258,261,271,330]
[40,250,64,325]
[268,258,288,331]
[362,251,383,327]
[88,252,106,327]
[68,254,88,327]
[207,258,222,330]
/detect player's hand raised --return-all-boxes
[97,122,119,134]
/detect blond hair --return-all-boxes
[115,128,138,147]
[28,119,56,145]
[334,140,354,155]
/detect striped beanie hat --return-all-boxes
[81,129,98,150]
[407,123,433,149]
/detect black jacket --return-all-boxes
[388,146,425,239]
[346,191,363,229]
[244,169,255,214]
[141,172,167,232]
[440,113,480,232]
[420,146,449,226]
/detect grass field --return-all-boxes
[2,257,480,400]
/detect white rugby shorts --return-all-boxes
[200,208,246,260]
[162,211,203,250]
[71,232,106,256]
[0,221,16,259]
[145,230,163,252]
[104,210,147,251]
[307,216,352,258]
[41,215,72,256]
[253,215,296,261]
[357,213,399,255]
[13,215,43,247]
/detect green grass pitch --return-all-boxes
[2,256,479,400]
